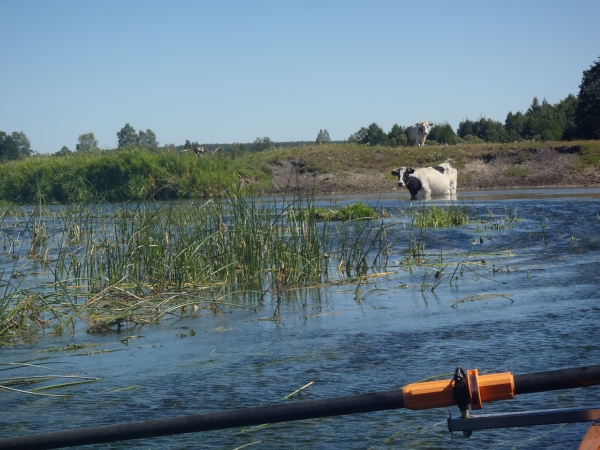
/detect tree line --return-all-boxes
[1,56,598,161]
[349,94,579,146]
[0,131,32,160]
[348,55,599,146]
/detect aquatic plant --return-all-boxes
[410,204,469,228]
[306,202,379,221]
[473,205,519,231]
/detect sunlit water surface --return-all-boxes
[1,188,600,449]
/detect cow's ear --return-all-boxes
[391,169,399,176]
[407,168,415,174]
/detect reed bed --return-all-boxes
[0,197,519,344]
[0,192,393,343]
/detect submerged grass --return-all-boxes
[0,361,101,397]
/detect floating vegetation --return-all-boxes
[0,362,101,398]
[284,381,314,399]
[74,349,125,357]
[39,343,99,352]
[451,293,515,308]
[305,202,381,221]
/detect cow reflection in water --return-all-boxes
[391,162,457,200]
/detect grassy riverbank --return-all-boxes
[0,149,270,205]
[249,140,600,195]
[1,141,599,205]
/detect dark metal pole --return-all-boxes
[0,390,405,450]
[1,364,599,450]
[514,364,600,395]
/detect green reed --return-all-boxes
[335,219,389,277]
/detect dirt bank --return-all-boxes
[264,147,600,195]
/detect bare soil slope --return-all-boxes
[264,147,600,195]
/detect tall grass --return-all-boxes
[307,202,379,221]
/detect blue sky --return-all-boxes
[2,0,599,154]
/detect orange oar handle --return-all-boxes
[402,369,515,410]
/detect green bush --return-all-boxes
[462,135,486,144]
[504,167,529,177]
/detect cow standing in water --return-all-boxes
[391,163,457,199]
[405,121,433,146]
[435,162,457,194]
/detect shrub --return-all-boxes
[504,167,529,177]
[462,135,485,144]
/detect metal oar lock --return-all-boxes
[401,366,516,437]
[400,365,600,439]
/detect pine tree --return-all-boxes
[575,55,600,139]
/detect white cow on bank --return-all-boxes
[405,121,433,146]
[391,162,457,199]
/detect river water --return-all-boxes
[1,188,600,449]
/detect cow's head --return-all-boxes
[391,167,415,187]
[418,121,433,136]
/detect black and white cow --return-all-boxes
[391,163,457,199]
